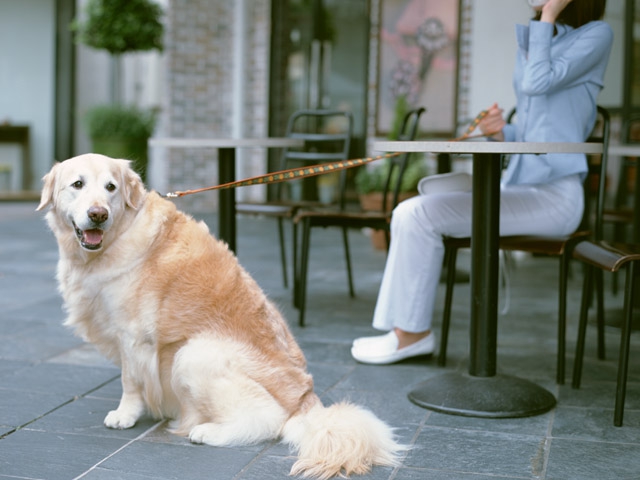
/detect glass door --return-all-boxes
[269,0,369,156]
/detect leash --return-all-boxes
[450,109,489,141]
[164,153,402,198]
[164,110,491,198]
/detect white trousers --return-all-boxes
[372,173,584,333]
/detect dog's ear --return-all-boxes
[36,162,61,211]
[120,160,146,210]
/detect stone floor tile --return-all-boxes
[95,440,258,480]
[0,429,128,479]
[545,437,640,479]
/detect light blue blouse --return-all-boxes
[501,19,613,186]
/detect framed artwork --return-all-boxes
[376,0,460,136]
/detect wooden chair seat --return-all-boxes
[237,200,326,218]
[443,230,590,257]
[294,208,390,225]
[573,240,640,272]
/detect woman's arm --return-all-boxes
[521,20,613,96]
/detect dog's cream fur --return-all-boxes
[38,154,404,479]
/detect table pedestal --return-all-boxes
[407,152,556,418]
[408,372,556,418]
[218,147,236,252]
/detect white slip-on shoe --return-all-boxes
[352,330,396,349]
[351,332,435,365]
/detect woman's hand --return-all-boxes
[478,103,505,141]
[540,0,573,24]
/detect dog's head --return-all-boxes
[37,153,146,252]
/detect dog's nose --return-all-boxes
[87,206,109,224]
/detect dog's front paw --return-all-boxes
[189,423,218,445]
[104,409,138,429]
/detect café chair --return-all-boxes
[236,109,353,288]
[293,107,426,327]
[603,114,640,295]
[571,240,640,426]
[438,106,611,386]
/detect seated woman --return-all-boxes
[352,0,613,364]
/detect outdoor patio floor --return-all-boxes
[1,200,639,480]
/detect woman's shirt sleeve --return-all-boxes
[521,20,613,96]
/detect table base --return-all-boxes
[408,372,556,418]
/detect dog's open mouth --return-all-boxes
[73,222,104,250]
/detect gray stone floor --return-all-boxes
[1,200,639,480]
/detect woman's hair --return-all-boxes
[534,0,607,28]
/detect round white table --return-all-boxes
[372,140,603,418]
[149,137,303,252]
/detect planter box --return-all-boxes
[92,137,149,183]
[358,191,416,213]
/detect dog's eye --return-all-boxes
[106,182,117,192]
[72,180,83,190]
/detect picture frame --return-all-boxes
[376,0,460,136]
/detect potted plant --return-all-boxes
[355,156,428,212]
[83,105,157,183]
[72,0,164,183]
[355,157,428,250]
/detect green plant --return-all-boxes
[83,105,157,141]
[83,105,157,183]
[388,95,409,141]
[71,0,163,55]
[355,157,428,195]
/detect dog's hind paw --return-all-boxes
[104,409,137,429]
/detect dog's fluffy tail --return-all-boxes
[282,401,407,479]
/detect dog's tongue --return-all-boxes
[83,229,104,246]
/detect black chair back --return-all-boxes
[276,109,353,204]
[380,107,426,213]
[584,105,611,242]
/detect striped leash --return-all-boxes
[164,110,491,198]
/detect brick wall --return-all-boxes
[161,0,270,212]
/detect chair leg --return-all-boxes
[595,268,606,360]
[438,245,458,367]
[614,262,636,426]
[293,221,299,308]
[341,227,355,298]
[611,223,625,295]
[557,254,569,385]
[297,218,311,327]
[277,218,288,288]
[572,265,593,389]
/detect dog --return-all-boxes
[37,153,404,479]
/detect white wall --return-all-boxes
[0,0,55,191]
[469,0,623,114]
[468,1,531,116]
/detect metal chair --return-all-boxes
[571,241,640,426]
[438,106,611,386]
[293,107,426,327]
[603,114,640,295]
[236,109,353,288]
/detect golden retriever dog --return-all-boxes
[37,153,404,479]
